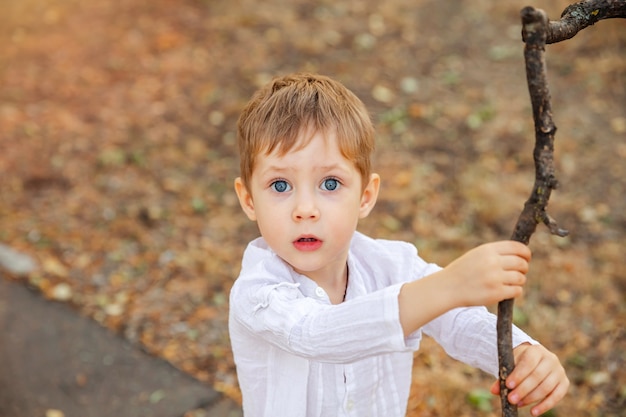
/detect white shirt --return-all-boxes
[229,232,536,417]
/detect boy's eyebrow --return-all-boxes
[316,163,351,173]
[260,165,292,174]
[262,163,351,173]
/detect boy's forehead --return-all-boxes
[261,127,335,157]
[255,130,351,168]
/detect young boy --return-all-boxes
[230,73,569,417]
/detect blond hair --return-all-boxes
[236,73,375,190]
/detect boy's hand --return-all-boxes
[444,241,532,307]
[399,241,530,337]
[490,343,570,416]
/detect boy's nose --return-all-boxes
[292,198,320,221]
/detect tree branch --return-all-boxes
[497,2,624,416]
[522,0,626,44]
[497,6,568,417]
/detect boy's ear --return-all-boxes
[359,173,380,219]
[234,177,257,221]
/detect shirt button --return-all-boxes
[315,287,325,298]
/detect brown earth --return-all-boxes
[0,0,624,415]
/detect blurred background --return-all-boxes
[0,0,624,415]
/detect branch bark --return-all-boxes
[497,2,625,416]
[497,6,565,417]
[495,2,625,417]
[540,0,626,44]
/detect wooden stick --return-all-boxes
[496,2,625,416]
[497,6,566,417]
[542,0,626,44]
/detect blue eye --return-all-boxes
[271,180,291,193]
[321,178,340,191]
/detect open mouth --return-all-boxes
[293,236,322,251]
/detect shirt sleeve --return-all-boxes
[230,271,416,363]
[422,305,538,376]
[404,243,538,377]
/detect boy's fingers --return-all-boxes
[490,379,500,395]
[505,271,527,287]
[516,370,562,406]
[509,345,541,387]
[508,347,569,415]
[528,378,569,416]
[502,255,529,274]
[497,241,532,261]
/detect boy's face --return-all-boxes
[235,129,379,283]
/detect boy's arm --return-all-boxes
[232,240,529,363]
[230,278,416,363]
[400,240,568,415]
[421,305,536,375]
[398,240,531,336]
